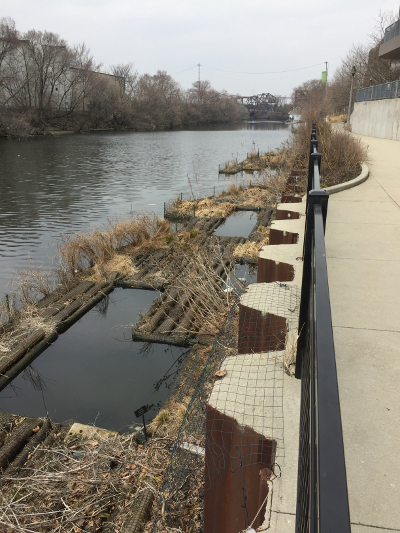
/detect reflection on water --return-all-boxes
[0,122,290,296]
[0,288,189,432]
[214,211,258,238]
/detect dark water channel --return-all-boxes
[0,288,189,431]
[0,121,290,296]
[214,210,257,238]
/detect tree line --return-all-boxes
[291,9,400,118]
[0,17,248,138]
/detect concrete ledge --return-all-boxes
[322,163,369,195]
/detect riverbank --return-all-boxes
[0,177,289,531]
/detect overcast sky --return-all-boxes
[2,0,399,97]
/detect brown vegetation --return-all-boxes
[288,120,368,187]
[170,198,237,218]
[57,215,170,281]
[233,227,270,259]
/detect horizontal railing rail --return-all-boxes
[356,80,400,102]
[295,126,351,533]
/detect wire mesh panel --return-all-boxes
[151,283,300,532]
[356,80,400,102]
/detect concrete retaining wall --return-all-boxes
[351,99,400,140]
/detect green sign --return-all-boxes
[321,71,327,84]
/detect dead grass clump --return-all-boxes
[0,432,172,533]
[57,215,170,279]
[284,330,299,376]
[170,198,237,218]
[327,114,347,123]
[147,400,189,438]
[0,303,56,354]
[89,253,134,281]
[233,241,261,259]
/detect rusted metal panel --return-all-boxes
[204,406,276,533]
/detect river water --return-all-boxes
[0,121,290,297]
[0,121,291,429]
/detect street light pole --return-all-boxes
[347,66,356,130]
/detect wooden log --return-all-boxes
[132,330,191,347]
[0,329,46,375]
[148,287,180,333]
[0,418,40,469]
[0,332,59,392]
[36,279,81,309]
[5,418,51,471]
[121,489,154,533]
[56,284,114,332]
[174,307,197,335]
[51,282,109,324]
[39,280,95,320]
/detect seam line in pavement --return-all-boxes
[327,222,400,226]
[333,325,400,334]
[327,256,400,262]
[351,522,400,531]
[372,176,400,210]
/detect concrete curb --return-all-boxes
[322,162,369,195]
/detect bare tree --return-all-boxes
[327,9,400,114]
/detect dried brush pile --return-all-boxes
[0,432,172,533]
[164,249,236,337]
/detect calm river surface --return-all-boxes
[0,121,290,297]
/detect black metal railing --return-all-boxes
[384,19,400,42]
[356,80,400,102]
[294,126,351,533]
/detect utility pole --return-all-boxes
[197,63,201,84]
[347,66,356,130]
[325,61,328,94]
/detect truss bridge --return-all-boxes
[238,93,290,119]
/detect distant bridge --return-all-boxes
[237,93,291,119]
[238,93,290,107]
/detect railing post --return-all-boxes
[307,152,322,193]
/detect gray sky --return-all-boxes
[2,0,399,97]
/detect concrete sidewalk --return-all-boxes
[325,135,400,532]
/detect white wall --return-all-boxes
[351,99,400,141]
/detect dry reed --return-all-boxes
[57,215,170,279]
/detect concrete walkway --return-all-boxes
[325,135,400,532]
